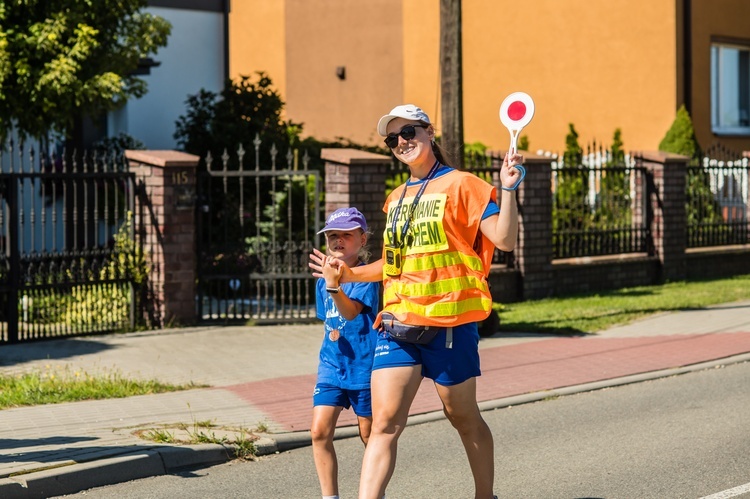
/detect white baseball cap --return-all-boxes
[377,104,431,136]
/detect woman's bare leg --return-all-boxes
[358,365,423,499]
[435,378,495,499]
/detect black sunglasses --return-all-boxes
[384,124,428,149]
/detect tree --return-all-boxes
[596,129,631,232]
[0,0,171,142]
[658,105,700,159]
[174,72,298,162]
[562,123,583,166]
[659,105,723,246]
[553,124,588,257]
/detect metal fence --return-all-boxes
[195,139,321,324]
[0,138,140,343]
[687,145,750,248]
[551,148,651,260]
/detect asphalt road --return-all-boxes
[57,361,750,499]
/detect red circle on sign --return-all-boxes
[508,101,526,121]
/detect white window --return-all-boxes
[711,43,750,135]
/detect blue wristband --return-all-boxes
[501,164,526,191]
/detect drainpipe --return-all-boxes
[683,0,692,113]
[223,0,231,81]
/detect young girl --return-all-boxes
[312,207,379,499]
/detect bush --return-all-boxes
[22,213,149,331]
[658,105,700,159]
[658,106,723,241]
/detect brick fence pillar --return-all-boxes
[639,151,689,282]
[126,150,199,327]
[514,153,555,299]
[321,148,392,256]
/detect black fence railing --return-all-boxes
[687,145,749,248]
[0,138,141,343]
[195,141,321,324]
[551,150,651,260]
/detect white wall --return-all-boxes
[108,6,225,150]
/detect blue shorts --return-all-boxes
[372,322,481,386]
[312,383,372,417]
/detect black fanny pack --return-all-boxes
[380,312,440,345]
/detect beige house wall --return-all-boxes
[229,0,750,153]
[690,0,750,152]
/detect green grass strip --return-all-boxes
[495,273,750,335]
[0,366,200,410]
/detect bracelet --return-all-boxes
[326,286,340,294]
[501,164,526,191]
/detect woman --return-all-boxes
[310,104,523,499]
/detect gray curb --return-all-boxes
[0,444,232,499]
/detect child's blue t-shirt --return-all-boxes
[315,276,380,390]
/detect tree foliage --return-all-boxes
[174,72,300,162]
[554,123,588,237]
[659,106,725,242]
[596,128,631,229]
[562,123,583,166]
[0,0,171,141]
[658,104,701,159]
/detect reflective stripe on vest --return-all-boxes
[384,275,489,300]
[384,296,492,319]
[400,250,485,274]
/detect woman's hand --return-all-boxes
[501,151,525,190]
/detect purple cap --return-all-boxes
[318,207,368,234]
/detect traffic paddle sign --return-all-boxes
[499,92,535,154]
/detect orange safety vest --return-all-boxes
[378,169,496,328]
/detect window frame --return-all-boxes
[711,37,750,136]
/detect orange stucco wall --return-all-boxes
[402,0,677,152]
[229,0,287,102]
[283,0,403,145]
[229,0,750,153]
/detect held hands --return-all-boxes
[309,248,352,282]
[501,151,525,191]
[321,255,342,288]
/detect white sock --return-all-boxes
[322,496,339,499]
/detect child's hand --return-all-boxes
[322,256,343,288]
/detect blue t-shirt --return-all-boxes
[315,274,380,390]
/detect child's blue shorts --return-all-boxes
[372,322,481,386]
[312,383,372,417]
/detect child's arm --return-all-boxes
[322,256,365,321]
